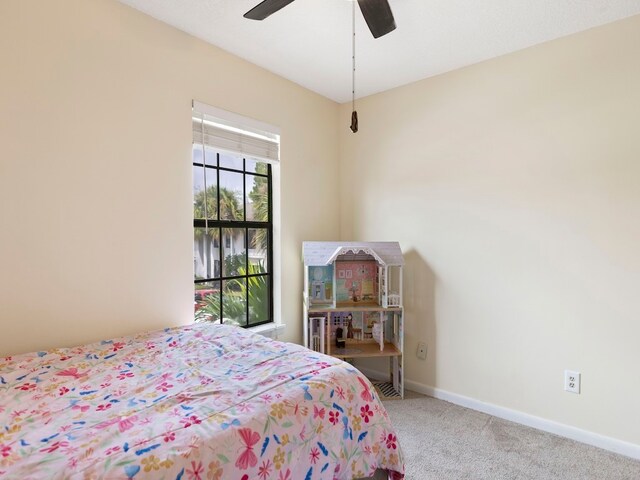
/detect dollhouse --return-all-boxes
[302,241,405,398]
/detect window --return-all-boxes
[192,102,279,327]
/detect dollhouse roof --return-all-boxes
[302,242,404,267]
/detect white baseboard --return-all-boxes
[357,366,640,461]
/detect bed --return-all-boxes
[0,323,404,479]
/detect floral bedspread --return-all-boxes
[0,323,404,479]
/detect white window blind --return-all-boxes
[192,100,280,163]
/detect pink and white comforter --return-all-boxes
[0,323,404,479]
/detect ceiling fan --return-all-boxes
[244,0,396,39]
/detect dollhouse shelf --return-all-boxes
[302,241,405,399]
[308,304,402,313]
[330,341,401,359]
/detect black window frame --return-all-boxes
[193,150,274,328]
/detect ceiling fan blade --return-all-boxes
[357,0,396,39]
[244,0,296,20]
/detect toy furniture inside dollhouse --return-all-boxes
[303,241,405,398]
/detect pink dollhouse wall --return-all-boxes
[335,261,379,303]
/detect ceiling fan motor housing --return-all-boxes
[244,0,396,39]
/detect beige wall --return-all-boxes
[339,15,640,444]
[0,0,339,354]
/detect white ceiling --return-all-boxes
[119,0,640,103]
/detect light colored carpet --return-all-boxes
[382,395,640,480]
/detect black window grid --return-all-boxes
[193,151,273,327]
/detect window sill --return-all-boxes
[249,322,286,340]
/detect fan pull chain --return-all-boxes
[350,0,358,133]
[352,0,355,113]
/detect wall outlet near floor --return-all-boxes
[416,342,427,360]
[564,370,581,394]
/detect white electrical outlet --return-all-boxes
[416,342,427,360]
[564,370,581,394]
